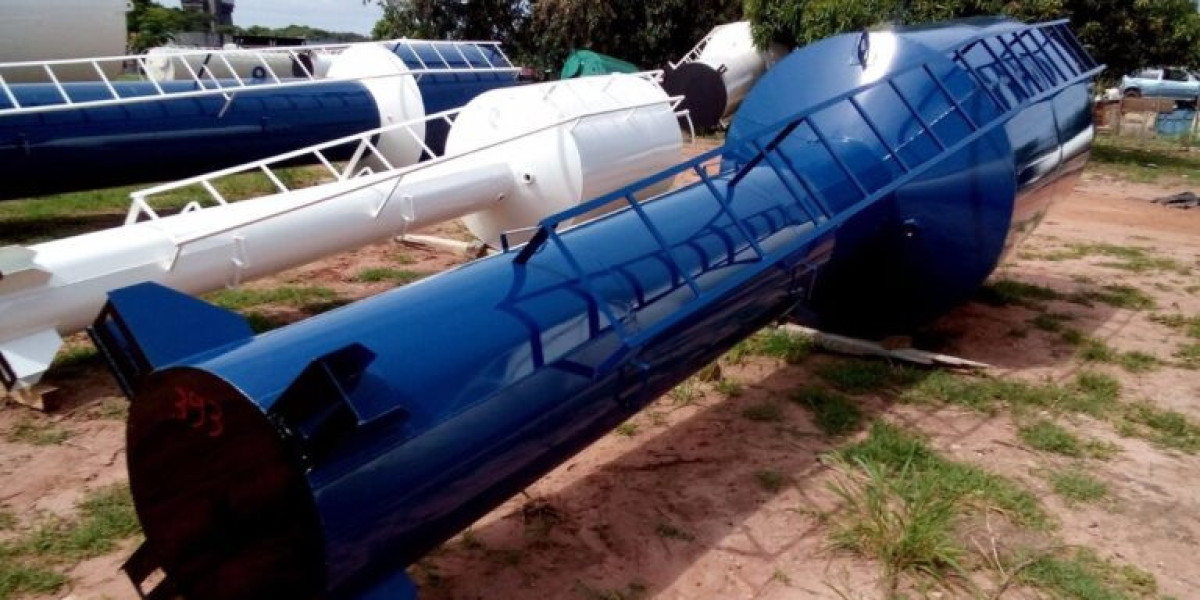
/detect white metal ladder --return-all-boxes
[0,39,517,118]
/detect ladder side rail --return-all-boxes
[162,99,682,249]
[848,95,912,172]
[619,59,1105,352]
[951,50,1011,111]
[694,166,768,260]
[995,34,1046,95]
[1011,31,1060,87]
[1021,30,1069,83]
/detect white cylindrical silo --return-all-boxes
[0,0,129,82]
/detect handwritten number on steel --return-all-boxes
[173,387,225,437]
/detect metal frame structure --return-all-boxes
[0,38,517,117]
[513,19,1102,377]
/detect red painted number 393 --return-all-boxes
[173,387,225,437]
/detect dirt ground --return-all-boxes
[1,143,1198,599]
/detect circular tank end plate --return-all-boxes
[662,62,728,132]
[127,368,324,600]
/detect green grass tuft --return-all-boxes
[1018,421,1117,459]
[977,278,1061,307]
[655,523,695,542]
[1117,402,1200,453]
[741,402,785,423]
[791,386,862,436]
[1021,547,1157,599]
[835,422,1047,529]
[614,422,638,437]
[816,360,895,394]
[755,469,787,493]
[354,267,426,285]
[751,329,814,364]
[1047,468,1109,505]
[5,418,70,446]
[1149,313,1200,339]
[1175,343,1200,369]
[207,285,338,310]
[1069,285,1156,310]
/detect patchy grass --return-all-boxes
[1030,312,1074,333]
[1090,134,1200,183]
[755,468,787,493]
[1149,313,1200,339]
[48,346,99,372]
[354,267,426,285]
[834,422,1047,529]
[977,278,1061,307]
[1117,401,1200,453]
[751,329,814,364]
[741,402,785,423]
[1018,421,1117,459]
[242,311,290,333]
[1068,285,1156,310]
[5,418,70,446]
[715,378,743,397]
[207,285,339,311]
[1115,351,1161,373]
[0,485,141,599]
[654,523,695,542]
[669,378,700,406]
[791,386,862,436]
[826,423,1047,587]
[1020,547,1158,599]
[0,166,329,244]
[816,360,894,394]
[1174,343,1200,369]
[1031,242,1187,274]
[1047,468,1109,505]
[614,421,638,437]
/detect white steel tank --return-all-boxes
[143,45,302,82]
[0,0,129,82]
[663,21,788,130]
[447,74,683,248]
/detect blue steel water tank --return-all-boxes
[725,17,1095,333]
[0,43,519,201]
[90,19,1099,600]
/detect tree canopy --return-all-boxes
[372,0,742,71]
[745,0,1200,79]
[372,0,1200,80]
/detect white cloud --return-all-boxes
[160,0,385,36]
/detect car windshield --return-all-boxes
[1165,68,1190,81]
[1133,69,1160,79]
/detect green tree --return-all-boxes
[127,0,213,52]
[745,0,1200,79]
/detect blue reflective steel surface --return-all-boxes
[0,41,518,201]
[727,17,1095,333]
[0,80,382,200]
[389,42,521,156]
[93,20,1099,600]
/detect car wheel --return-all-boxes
[1124,88,1141,98]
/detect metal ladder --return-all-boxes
[0,39,517,118]
[669,26,719,70]
[512,20,1102,376]
[121,74,689,270]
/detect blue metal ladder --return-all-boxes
[513,20,1102,377]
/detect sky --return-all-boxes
[160,0,385,36]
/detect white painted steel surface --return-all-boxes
[0,73,684,389]
[0,0,129,82]
[676,21,787,118]
[143,46,299,83]
[454,74,683,248]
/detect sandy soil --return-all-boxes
[1,147,1198,599]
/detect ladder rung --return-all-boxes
[952,51,1009,111]
[624,194,702,298]
[922,65,978,131]
[996,34,1046,95]
[887,79,947,151]
[848,95,911,172]
[807,118,871,199]
[694,166,768,261]
[977,38,1032,101]
[1012,31,1059,86]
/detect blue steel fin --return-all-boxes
[269,343,390,466]
[88,283,253,397]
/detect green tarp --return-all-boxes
[559,49,640,79]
